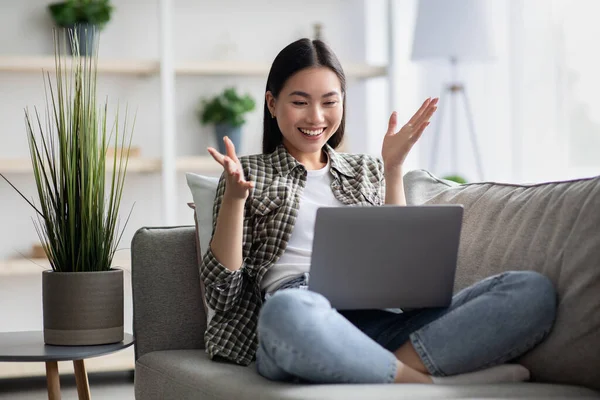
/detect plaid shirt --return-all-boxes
[200,144,385,365]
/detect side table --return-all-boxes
[0,331,134,400]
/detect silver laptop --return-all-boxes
[308,205,463,310]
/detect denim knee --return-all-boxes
[258,289,331,340]
[511,271,557,334]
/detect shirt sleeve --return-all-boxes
[375,157,386,205]
[200,172,249,313]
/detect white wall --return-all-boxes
[0,0,373,262]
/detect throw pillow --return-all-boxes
[185,173,220,324]
[404,169,600,390]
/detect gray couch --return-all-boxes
[131,170,600,399]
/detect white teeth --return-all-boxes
[299,128,325,136]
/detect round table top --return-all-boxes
[0,331,134,362]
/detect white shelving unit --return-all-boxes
[0,0,391,379]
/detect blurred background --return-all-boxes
[0,0,598,384]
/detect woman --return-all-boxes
[202,38,557,384]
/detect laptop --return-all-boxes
[307,205,463,310]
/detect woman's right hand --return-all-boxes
[207,136,254,200]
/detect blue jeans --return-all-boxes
[255,271,557,384]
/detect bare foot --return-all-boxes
[393,361,433,384]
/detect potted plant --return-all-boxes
[47,0,114,56]
[0,28,134,346]
[442,174,468,184]
[198,87,255,154]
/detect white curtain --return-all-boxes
[511,0,600,182]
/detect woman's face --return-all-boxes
[266,67,343,162]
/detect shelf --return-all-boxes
[0,156,223,174]
[0,55,157,76]
[176,156,221,173]
[0,257,131,277]
[0,56,388,79]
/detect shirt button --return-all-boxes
[259,204,266,211]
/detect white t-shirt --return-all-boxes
[260,160,345,295]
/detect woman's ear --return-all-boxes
[265,91,276,117]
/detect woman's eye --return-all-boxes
[292,101,307,106]
[324,101,338,106]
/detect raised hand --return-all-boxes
[207,136,254,200]
[381,97,438,170]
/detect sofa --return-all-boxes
[131,169,600,399]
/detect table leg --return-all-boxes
[73,359,91,400]
[45,361,61,400]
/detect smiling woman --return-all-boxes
[197,37,555,387]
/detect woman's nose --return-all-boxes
[307,105,325,124]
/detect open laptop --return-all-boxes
[307,205,463,310]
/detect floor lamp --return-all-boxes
[411,0,495,181]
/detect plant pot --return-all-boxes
[66,23,96,56]
[215,123,242,154]
[42,269,124,346]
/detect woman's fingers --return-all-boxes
[224,136,240,163]
[408,97,438,129]
[407,98,432,126]
[207,147,226,166]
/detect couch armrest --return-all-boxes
[131,226,206,361]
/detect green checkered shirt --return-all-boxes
[200,143,385,365]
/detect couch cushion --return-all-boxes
[135,350,599,400]
[404,169,600,391]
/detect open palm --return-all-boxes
[381,97,438,169]
[207,137,254,200]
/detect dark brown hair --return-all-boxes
[262,38,346,154]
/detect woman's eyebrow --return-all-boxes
[288,90,340,98]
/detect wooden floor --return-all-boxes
[0,371,134,400]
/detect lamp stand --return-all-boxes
[429,58,485,181]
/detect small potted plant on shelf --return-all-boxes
[198,87,256,154]
[47,0,114,56]
[0,28,134,346]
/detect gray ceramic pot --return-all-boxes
[215,123,242,154]
[42,269,124,346]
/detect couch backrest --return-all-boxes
[404,169,600,390]
[131,226,206,360]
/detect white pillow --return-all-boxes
[185,173,219,255]
[185,173,220,324]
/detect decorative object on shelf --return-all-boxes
[0,28,134,346]
[313,22,323,40]
[412,0,495,181]
[106,145,141,158]
[47,0,114,56]
[31,243,48,259]
[198,87,255,154]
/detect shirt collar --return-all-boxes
[268,143,356,179]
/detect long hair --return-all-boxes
[262,38,347,154]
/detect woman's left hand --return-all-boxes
[381,97,438,171]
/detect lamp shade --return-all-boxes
[411,0,495,61]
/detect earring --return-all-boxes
[271,114,275,119]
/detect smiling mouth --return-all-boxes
[298,127,326,137]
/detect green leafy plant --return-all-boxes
[0,28,135,272]
[198,87,256,127]
[48,0,113,29]
[442,175,468,184]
